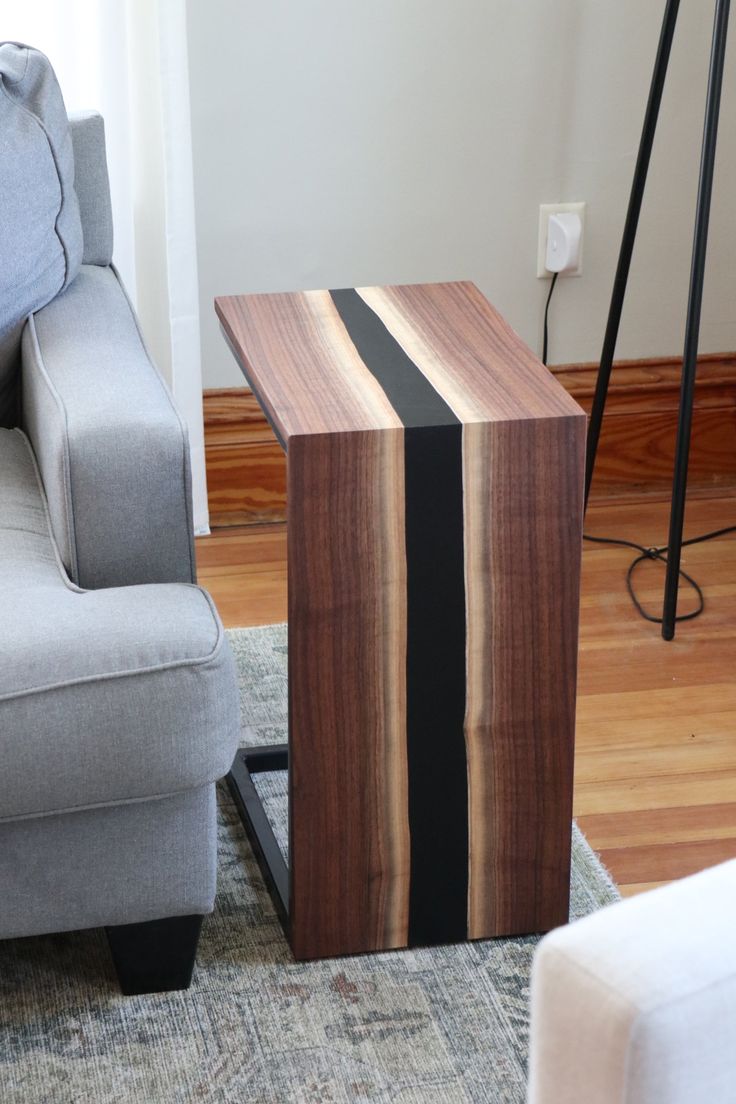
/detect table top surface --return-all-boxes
[215,281,583,443]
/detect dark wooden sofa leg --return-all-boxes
[106,914,204,995]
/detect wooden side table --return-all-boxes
[216,282,585,961]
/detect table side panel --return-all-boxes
[464,414,585,937]
[287,428,410,959]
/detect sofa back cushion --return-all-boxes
[69,111,114,266]
[0,42,83,427]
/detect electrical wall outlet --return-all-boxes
[537,202,586,277]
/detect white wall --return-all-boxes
[187,1,736,388]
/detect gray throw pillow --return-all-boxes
[0,42,83,427]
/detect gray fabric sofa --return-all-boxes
[0,60,240,994]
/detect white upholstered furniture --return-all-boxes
[528,859,736,1104]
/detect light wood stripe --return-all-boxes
[303,291,406,431]
[355,285,483,423]
[463,420,495,933]
[377,425,411,946]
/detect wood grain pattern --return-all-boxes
[553,354,736,496]
[204,387,278,447]
[358,282,581,422]
[288,429,410,958]
[204,389,286,526]
[196,492,736,905]
[464,417,582,937]
[217,290,403,440]
[203,353,736,528]
[206,442,286,527]
[216,281,585,958]
[350,284,584,937]
[553,353,736,409]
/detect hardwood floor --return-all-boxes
[196,490,736,900]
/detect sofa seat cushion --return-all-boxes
[0,43,83,427]
[0,429,239,822]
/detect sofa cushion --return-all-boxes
[0,429,240,822]
[0,43,83,428]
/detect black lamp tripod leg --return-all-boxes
[584,0,681,510]
[662,0,731,640]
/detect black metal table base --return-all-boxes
[226,745,289,931]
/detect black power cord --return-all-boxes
[542,275,736,625]
[542,271,558,366]
[583,527,736,625]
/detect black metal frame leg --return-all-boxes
[585,0,681,510]
[227,745,289,931]
[662,0,731,639]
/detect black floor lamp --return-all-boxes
[584,0,730,641]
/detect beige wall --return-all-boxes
[187,1,736,389]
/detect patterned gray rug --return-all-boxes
[0,624,618,1104]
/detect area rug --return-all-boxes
[0,624,618,1104]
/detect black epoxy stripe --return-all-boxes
[329,289,460,428]
[404,423,469,945]
[329,288,468,946]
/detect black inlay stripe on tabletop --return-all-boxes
[328,288,460,428]
[329,288,468,946]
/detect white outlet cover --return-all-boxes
[537,202,586,278]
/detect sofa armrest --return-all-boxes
[21,264,196,588]
[528,860,736,1104]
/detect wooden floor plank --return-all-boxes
[599,837,736,887]
[576,802,736,847]
[618,882,667,897]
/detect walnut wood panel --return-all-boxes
[216,283,582,439]
[196,492,736,904]
[287,429,410,959]
[217,281,585,958]
[216,291,404,440]
[464,417,582,937]
[357,283,580,422]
